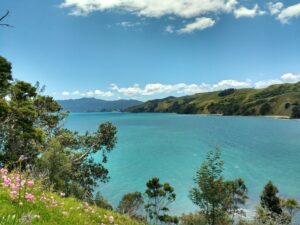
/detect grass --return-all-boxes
[0,182,146,225]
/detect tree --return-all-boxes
[145,177,178,224]
[260,181,282,215]
[260,103,272,115]
[282,198,300,220]
[93,192,113,210]
[224,178,248,222]
[291,105,300,118]
[190,148,248,225]
[189,147,228,225]
[118,192,144,218]
[0,55,118,202]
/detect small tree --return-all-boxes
[291,105,300,118]
[189,147,227,225]
[224,178,248,222]
[93,192,113,210]
[260,181,282,216]
[118,192,144,218]
[145,177,177,224]
[260,103,272,115]
[282,198,300,221]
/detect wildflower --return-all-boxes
[3,177,11,187]
[0,168,8,175]
[10,190,18,199]
[25,193,35,202]
[18,155,28,161]
[11,183,20,191]
[27,180,34,187]
[108,216,114,223]
[60,192,66,197]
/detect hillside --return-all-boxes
[0,171,145,225]
[58,98,142,112]
[126,82,300,118]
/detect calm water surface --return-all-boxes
[64,112,300,216]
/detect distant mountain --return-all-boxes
[58,98,143,112]
[126,82,300,118]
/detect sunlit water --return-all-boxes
[64,112,300,218]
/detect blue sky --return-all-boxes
[1,0,300,100]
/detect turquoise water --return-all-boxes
[64,112,300,216]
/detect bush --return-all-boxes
[291,105,300,118]
[218,88,235,97]
[260,103,272,115]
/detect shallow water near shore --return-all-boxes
[63,112,300,218]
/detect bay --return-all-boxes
[63,112,300,216]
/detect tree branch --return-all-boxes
[0,10,13,27]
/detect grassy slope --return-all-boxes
[0,188,145,225]
[127,82,300,117]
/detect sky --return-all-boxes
[0,0,300,101]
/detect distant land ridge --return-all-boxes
[58,98,143,112]
[126,82,300,118]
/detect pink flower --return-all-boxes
[0,168,8,175]
[25,193,35,202]
[27,180,34,187]
[10,190,18,199]
[60,192,66,197]
[11,183,20,191]
[3,177,10,187]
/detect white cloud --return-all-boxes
[61,0,238,18]
[234,4,265,18]
[94,89,114,97]
[178,17,215,34]
[254,79,282,88]
[277,3,300,23]
[62,91,70,96]
[116,21,143,28]
[280,73,300,83]
[267,2,284,15]
[58,73,300,99]
[165,25,174,33]
[110,80,252,96]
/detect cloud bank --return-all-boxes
[58,72,300,100]
[60,1,300,34]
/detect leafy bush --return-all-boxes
[260,103,272,115]
[291,105,300,118]
[218,88,235,97]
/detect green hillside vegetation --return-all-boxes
[126,83,300,118]
[0,173,145,225]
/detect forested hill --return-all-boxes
[126,82,300,118]
[58,98,142,112]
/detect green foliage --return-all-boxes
[0,56,12,97]
[0,183,145,225]
[93,192,113,210]
[291,105,300,118]
[260,181,282,215]
[190,148,248,225]
[145,177,177,224]
[180,213,207,225]
[260,103,272,115]
[0,55,117,203]
[189,148,227,225]
[118,192,144,218]
[224,178,248,221]
[218,88,235,97]
[282,198,300,221]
